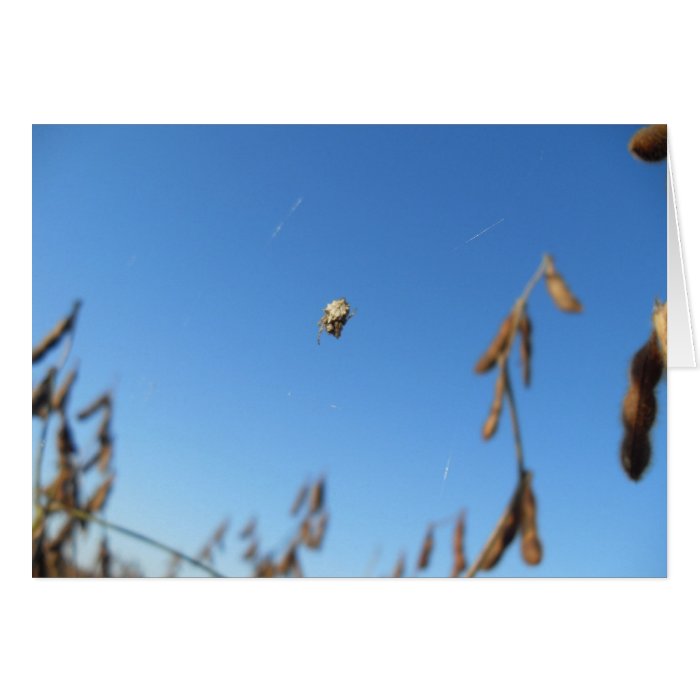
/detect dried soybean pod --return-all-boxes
[52,367,78,413]
[32,367,57,418]
[309,512,329,549]
[32,300,82,364]
[309,477,325,514]
[84,474,115,513]
[479,504,520,571]
[544,256,582,313]
[417,525,434,571]
[482,367,506,440]
[451,511,467,577]
[77,392,111,421]
[278,545,300,576]
[56,416,77,457]
[519,477,543,565]
[628,125,667,163]
[652,300,667,364]
[620,332,664,480]
[518,311,532,386]
[392,553,405,578]
[97,537,112,577]
[239,517,256,539]
[474,313,515,373]
[243,540,258,561]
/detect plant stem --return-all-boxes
[502,362,526,478]
[44,501,226,578]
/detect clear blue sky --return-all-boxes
[32,125,666,577]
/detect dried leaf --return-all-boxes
[628,125,667,163]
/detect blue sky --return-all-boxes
[32,125,667,577]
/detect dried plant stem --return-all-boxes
[465,473,530,578]
[502,362,526,478]
[519,256,548,307]
[45,501,225,578]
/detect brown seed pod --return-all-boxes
[620,332,664,480]
[482,368,506,440]
[317,297,354,343]
[290,483,309,516]
[309,478,325,514]
[32,368,57,418]
[544,256,583,313]
[43,464,76,506]
[392,554,405,578]
[416,525,434,571]
[77,392,111,421]
[628,125,667,163]
[451,512,467,577]
[97,537,111,577]
[52,368,78,413]
[97,441,113,473]
[479,498,521,572]
[519,479,543,566]
[254,557,276,578]
[518,311,532,386]
[210,518,230,549]
[239,517,256,539]
[32,301,82,364]
[84,475,115,514]
[652,300,667,364]
[277,545,301,577]
[243,540,258,561]
[56,416,77,458]
[474,313,515,373]
[303,512,329,549]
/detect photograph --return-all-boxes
[32,124,667,578]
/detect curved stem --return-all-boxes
[44,501,226,578]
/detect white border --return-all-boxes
[5,2,700,698]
